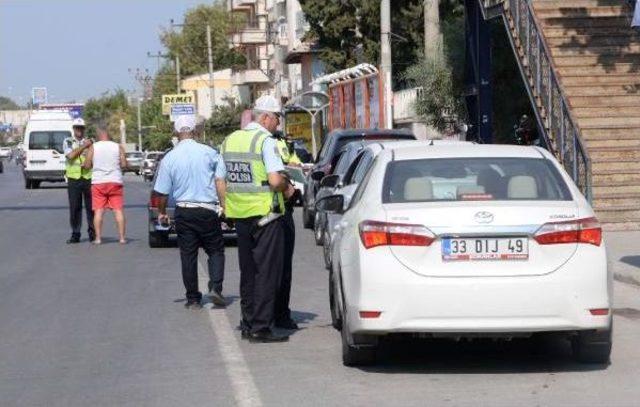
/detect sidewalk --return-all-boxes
[605,231,640,287]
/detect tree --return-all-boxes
[83,90,134,140]
[0,96,21,110]
[299,0,424,83]
[160,2,244,77]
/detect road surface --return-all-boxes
[1,162,640,406]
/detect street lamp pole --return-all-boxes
[206,24,216,119]
[137,98,142,151]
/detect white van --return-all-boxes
[22,110,74,189]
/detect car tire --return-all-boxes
[572,327,612,364]
[323,230,332,270]
[148,232,169,248]
[302,206,314,229]
[314,213,324,246]
[25,179,32,189]
[32,181,41,189]
[329,270,342,331]
[340,312,377,366]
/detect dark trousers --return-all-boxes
[67,178,94,238]
[275,208,295,322]
[235,216,284,333]
[175,207,225,302]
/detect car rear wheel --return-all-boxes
[148,232,169,248]
[314,213,324,246]
[323,230,332,270]
[341,316,377,366]
[302,206,314,229]
[572,327,612,364]
[32,180,41,189]
[329,270,341,331]
[25,178,32,189]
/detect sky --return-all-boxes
[0,0,208,105]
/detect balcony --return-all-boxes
[393,87,424,123]
[228,0,255,12]
[231,69,270,86]
[231,26,267,46]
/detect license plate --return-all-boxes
[442,237,528,261]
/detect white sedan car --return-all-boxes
[317,142,611,366]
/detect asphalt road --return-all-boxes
[2,162,640,407]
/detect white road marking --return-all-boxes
[198,258,263,407]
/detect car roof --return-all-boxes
[385,141,547,160]
[326,128,414,139]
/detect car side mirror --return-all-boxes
[320,174,340,188]
[315,195,344,214]
[311,170,325,181]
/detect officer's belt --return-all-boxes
[176,202,220,211]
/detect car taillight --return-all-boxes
[359,220,435,249]
[149,194,162,208]
[534,217,602,246]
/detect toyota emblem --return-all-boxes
[474,211,494,224]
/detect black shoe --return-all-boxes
[241,329,251,340]
[275,318,299,330]
[66,236,80,244]
[248,329,290,343]
[88,232,96,242]
[184,300,203,310]
[207,290,227,307]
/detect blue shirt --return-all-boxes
[243,122,285,173]
[154,139,226,203]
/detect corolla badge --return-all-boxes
[474,211,494,224]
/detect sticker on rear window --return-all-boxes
[226,161,253,183]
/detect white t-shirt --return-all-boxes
[92,141,123,184]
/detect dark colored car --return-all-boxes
[147,150,235,248]
[291,139,313,163]
[302,128,416,229]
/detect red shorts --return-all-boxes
[92,182,124,210]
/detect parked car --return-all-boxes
[317,142,611,366]
[0,158,3,173]
[124,151,144,174]
[142,151,162,182]
[148,150,236,247]
[291,139,313,163]
[302,128,416,229]
[0,146,12,159]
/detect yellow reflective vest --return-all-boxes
[64,137,92,180]
[221,128,284,219]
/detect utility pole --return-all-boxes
[424,0,442,60]
[137,99,142,151]
[206,24,216,119]
[175,56,181,93]
[380,0,393,129]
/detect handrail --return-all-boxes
[502,0,592,202]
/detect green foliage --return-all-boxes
[83,90,133,140]
[0,96,21,110]
[204,98,246,148]
[299,0,425,83]
[404,5,466,131]
[160,2,244,77]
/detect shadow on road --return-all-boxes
[620,255,640,269]
[0,204,148,211]
[358,334,609,374]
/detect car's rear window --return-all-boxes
[28,131,70,153]
[383,157,572,203]
[127,152,143,158]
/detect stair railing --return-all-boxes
[503,0,592,202]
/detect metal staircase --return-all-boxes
[480,0,640,230]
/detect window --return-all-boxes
[350,151,374,185]
[349,156,378,209]
[383,158,572,203]
[28,131,70,154]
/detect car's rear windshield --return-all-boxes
[28,131,70,153]
[127,152,143,158]
[146,153,160,160]
[383,157,572,203]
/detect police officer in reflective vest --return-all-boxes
[63,118,95,244]
[222,95,294,343]
[272,131,301,330]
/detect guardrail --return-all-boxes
[503,0,592,201]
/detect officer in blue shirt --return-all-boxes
[154,115,227,309]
